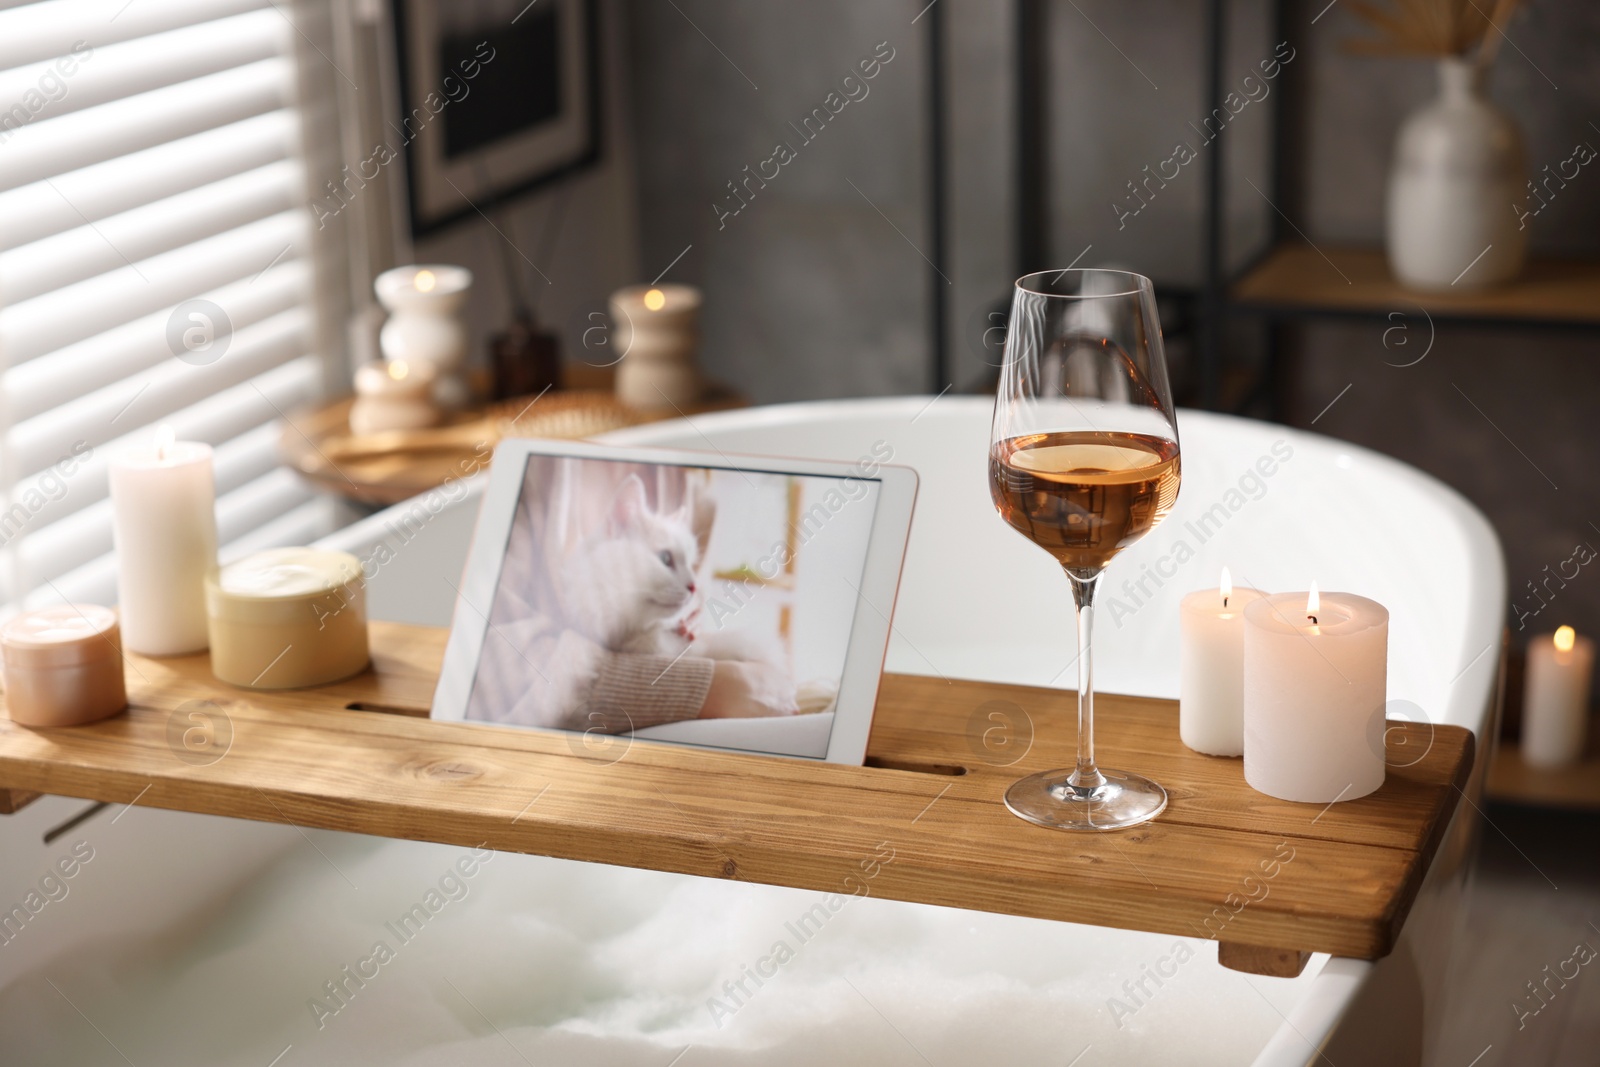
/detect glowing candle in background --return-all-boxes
[1522,625,1595,766]
[1243,586,1389,803]
[349,357,440,436]
[374,264,473,410]
[1178,567,1267,756]
[108,426,216,655]
[609,283,704,410]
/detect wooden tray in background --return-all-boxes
[280,374,747,506]
[0,624,1473,978]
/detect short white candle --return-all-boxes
[108,427,217,655]
[1179,567,1268,756]
[349,358,440,436]
[1522,626,1594,766]
[1243,584,1389,803]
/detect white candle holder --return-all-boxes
[609,284,703,410]
[374,264,473,411]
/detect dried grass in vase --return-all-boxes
[1347,0,1520,63]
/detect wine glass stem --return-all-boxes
[1066,568,1106,793]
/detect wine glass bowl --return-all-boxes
[989,269,1181,831]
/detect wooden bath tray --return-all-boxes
[0,623,1473,978]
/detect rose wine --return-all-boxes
[990,430,1180,570]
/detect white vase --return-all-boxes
[1385,57,1527,291]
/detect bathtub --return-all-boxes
[0,398,1503,1066]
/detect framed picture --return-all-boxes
[432,440,919,764]
[392,0,601,235]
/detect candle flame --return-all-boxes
[1306,582,1320,619]
[1220,566,1232,606]
[388,360,409,381]
[414,269,436,292]
[643,288,667,311]
[155,423,176,462]
[1555,625,1576,653]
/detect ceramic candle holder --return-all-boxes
[375,264,473,410]
[2,605,127,727]
[206,548,369,690]
[349,358,440,437]
[609,284,703,410]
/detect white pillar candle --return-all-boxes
[1522,626,1595,766]
[108,428,217,655]
[1179,567,1268,756]
[610,283,703,409]
[1243,585,1389,803]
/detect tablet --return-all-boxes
[431,438,918,765]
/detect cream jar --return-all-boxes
[2,605,128,727]
[206,548,369,689]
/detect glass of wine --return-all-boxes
[989,269,1182,831]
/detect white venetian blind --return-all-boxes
[0,0,343,611]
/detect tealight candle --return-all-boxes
[1179,567,1268,756]
[1522,626,1595,766]
[205,548,369,689]
[349,358,440,437]
[609,283,703,409]
[1243,584,1389,803]
[108,427,217,655]
[1,605,127,727]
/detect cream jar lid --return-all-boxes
[2,605,121,668]
[207,548,363,623]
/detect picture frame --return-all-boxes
[391,0,601,236]
[431,439,919,765]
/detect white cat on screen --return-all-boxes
[456,449,894,760]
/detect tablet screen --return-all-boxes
[462,452,883,759]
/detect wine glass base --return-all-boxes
[1004,768,1168,831]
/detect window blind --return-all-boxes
[0,0,345,610]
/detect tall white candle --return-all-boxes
[1522,626,1594,766]
[1243,585,1389,803]
[108,427,217,655]
[1179,567,1268,756]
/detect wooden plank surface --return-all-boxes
[0,622,1473,964]
[1487,738,1600,809]
[1231,243,1600,324]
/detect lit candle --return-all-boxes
[1,605,127,727]
[609,283,703,409]
[374,264,473,410]
[349,358,440,436]
[1179,567,1268,756]
[205,547,369,689]
[1243,584,1389,803]
[108,426,217,655]
[1522,626,1595,766]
